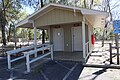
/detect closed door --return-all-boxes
[72,27,82,51]
[53,28,64,51]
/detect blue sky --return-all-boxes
[21,0,49,15]
[22,5,35,14]
[110,0,120,20]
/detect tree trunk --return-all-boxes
[40,0,45,44]
[1,0,6,45]
[1,19,6,45]
[90,0,94,9]
[42,30,45,44]
[41,0,44,7]
[102,28,106,47]
[102,22,108,47]
[14,25,17,49]
[102,0,113,47]
[7,24,12,42]
[84,0,87,8]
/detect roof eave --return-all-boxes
[15,18,33,28]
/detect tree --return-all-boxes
[7,11,27,42]
[101,0,118,46]
[7,24,12,42]
[1,0,7,45]
[90,0,120,46]
[0,0,23,45]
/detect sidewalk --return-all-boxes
[78,41,120,80]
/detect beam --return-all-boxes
[33,21,37,57]
[88,23,93,52]
[7,54,11,69]
[82,16,86,61]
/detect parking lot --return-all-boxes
[0,57,83,80]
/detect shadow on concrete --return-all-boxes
[91,68,107,80]
[79,68,107,80]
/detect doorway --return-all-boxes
[53,28,64,51]
[72,27,82,51]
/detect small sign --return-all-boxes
[113,20,120,34]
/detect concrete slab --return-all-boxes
[0,57,83,80]
[78,41,120,80]
[78,67,120,80]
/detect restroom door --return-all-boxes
[53,28,64,51]
[72,27,82,51]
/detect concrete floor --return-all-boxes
[0,47,84,80]
[0,57,83,80]
[53,51,84,62]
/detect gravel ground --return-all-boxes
[78,41,120,80]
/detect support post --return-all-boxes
[42,47,44,54]
[51,45,53,60]
[88,25,91,52]
[82,17,86,60]
[22,30,24,46]
[109,43,112,64]
[116,34,119,64]
[7,54,11,69]
[42,44,44,54]
[26,54,30,72]
[48,28,51,43]
[87,44,88,55]
[33,22,37,57]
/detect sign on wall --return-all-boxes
[113,20,120,34]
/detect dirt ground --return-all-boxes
[78,41,120,80]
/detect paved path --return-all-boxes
[78,41,120,80]
[0,57,83,80]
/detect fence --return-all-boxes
[25,45,53,72]
[109,43,119,64]
[6,45,37,69]
[85,41,90,62]
[6,44,53,72]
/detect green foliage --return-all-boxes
[0,0,24,24]
[28,29,34,40]
[0,0,27,44]
[94,27,114,40]
[94,28,103,40]
[15,11,28,23]
[104,27,114,40]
